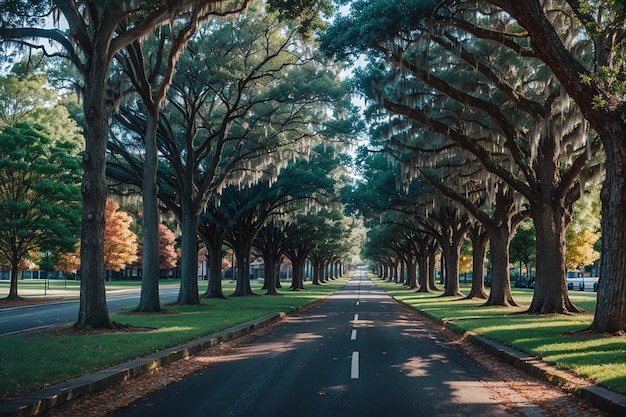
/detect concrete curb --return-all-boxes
[0,312,283,417]
[466,333,626,417]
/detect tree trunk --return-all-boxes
[485,224,516,307]
[136,112,161,312]
[417,237,437,292]
[232,241,254,296]
[441,239,463,297]
[7,260,19,301]
[416,255,429,292]
[202,239,226,299]
[290,255,306,290]
[428,251,439,291]
[466,226,488,300]
[593,136,626,331]
[75,48,114,329]
[177,201,201,304]
[311,257,324,285]
[262,246,280,296]
[406,255,418,289]
[529,203,581,313]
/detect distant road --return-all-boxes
[0,286,180,335]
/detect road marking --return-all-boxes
[351,351,359,379]
[354,313,359,321]
[351,329,357,340]
[356,301,360,306]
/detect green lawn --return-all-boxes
[0,277,348,399]
[374,278,626,394]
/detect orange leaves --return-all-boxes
[103,200,138,271]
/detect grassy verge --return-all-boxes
[0,277,348,399]
[374,277,626,395]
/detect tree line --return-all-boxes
[0,0,360,329]
[322,0,621,333]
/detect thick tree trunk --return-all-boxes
[76,49,114,329]
[262,247,280,296]
[136,112,161,312]
[466,226,488,300]
[417,237,437,292]
[406,255,418,289]
[311,257,324,285]
[202,240,226,299]
[7,260,19,301]
[290,256,306,290]
[232,241,254,296]
[592,138,626,331]
[177,202,201,305]
[441,241,463,297]
[428,251,439,291]
[529,203,581,313]
[485,225,517,306]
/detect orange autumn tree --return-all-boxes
[133,224,178,271]
[56,251,80,275]
[104,200,138,272]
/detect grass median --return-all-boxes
[0,276,349,399]
[373,277,626,395]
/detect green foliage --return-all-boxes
[319,0,437,60]
[266,0,333,35]
[0,123,82,267]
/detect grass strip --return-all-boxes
[374,277,626,395]
[0,276,348,399]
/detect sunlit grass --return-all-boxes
[374,277,626,394]
[0,276,349,399]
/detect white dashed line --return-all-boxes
[351,351,359,379]
[356,301,360,306]
[354,313,359,321]
[351,329,357,340]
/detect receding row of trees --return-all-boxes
[0,1,361,328]
[322,0,620,332]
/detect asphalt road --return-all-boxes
[107,274,516,417]
[0,287,180,335]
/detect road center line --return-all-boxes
[351,351,359,379]
[354,313,358,321]
[351,329,357,340]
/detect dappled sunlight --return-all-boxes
[392,356,431,377]
[152,326,195,333]
[196,331,323,365]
